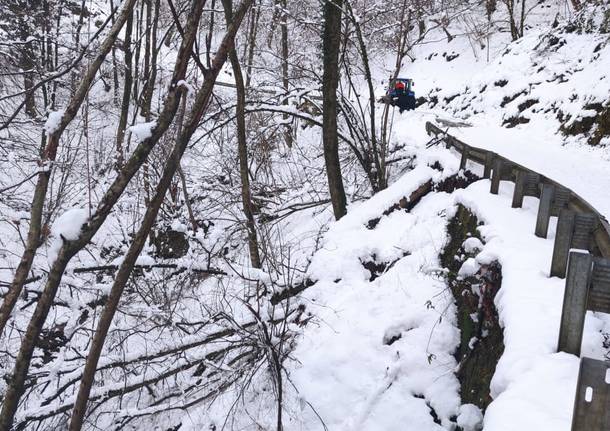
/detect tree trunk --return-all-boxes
[115,7,134,170]
[280,0,292,148]
[322,0,347,220]
[244,3,260,88]
[346,1,384,191]
[223,0,262,269]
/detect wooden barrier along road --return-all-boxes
[425,122,610,431]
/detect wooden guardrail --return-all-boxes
[425,122,610,259]
[426,122,610,431]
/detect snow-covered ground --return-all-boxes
[273,109,610,430]
[186,4,610,428]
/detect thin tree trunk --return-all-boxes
[67,3,252,428]
[115,7,134,170]
[322,0,347,220]
[110,0,121,104]
[0,0,137,346]
[205,0,216,68]
[175,96,199,232]
[20,41,36,118]
[141,0,159,119]
[223,0,261,268]
[244,3,260,88]
[345,1,383,191]
[280,0,292,148]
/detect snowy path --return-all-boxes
[445,119,610,220]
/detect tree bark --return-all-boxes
[345,1,384,191]
[244,3,260,88]
[322,0,347,220]
[280,0,293,148]
[115,7,134,170]
[67,2,253,428]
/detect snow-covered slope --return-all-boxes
[270,6,610,428]
[265,110,610,431]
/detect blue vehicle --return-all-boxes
[382,78,416,112]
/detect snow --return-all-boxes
[43,110,65,136]
[129,121,157,142]
[176,79,195,95]
[3,1,610,429]
[287,156,463,429]
[284,109,610,429]
[50,208,89,241]
[463,237,484,254]
[458,257,480,278]
[451,123,610,219]
[48,208,89,264]
[457,404,483,431]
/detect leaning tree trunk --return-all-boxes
[67,3,253,429]
[0,0,138,345]
[0,0,202,427]
[223,0,262,269]
[322,0,347,220]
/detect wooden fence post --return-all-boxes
[512,172,540,208]
[572,213,598,251]
[459,148,469,171]
[571,357,610,430]
[483,152,494,179]
[558,250,593,356]
[536,184,555,238]
[551,209,576,278]
[512,170,526,208]
[490,158,503,195]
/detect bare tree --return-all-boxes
[223,0,262,269]
[0,0,206,426]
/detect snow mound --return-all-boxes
[44,110,65,136]
[48,208,88,264]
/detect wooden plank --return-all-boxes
[572,213,598,251]
[536,184,554,238]
[551,209,576,278]
[588,257,610,313]
[490,158,503,195]
[483,152,494,179]
[558,251,593,356]
[524,172,540,197]
[460,148,469,171]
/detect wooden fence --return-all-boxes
[425,122,610,431]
